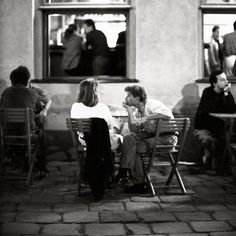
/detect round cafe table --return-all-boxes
[209,113,236,182]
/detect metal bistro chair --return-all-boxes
[0,107,37,185]
[66,118,91,196]
[140,118,190,195]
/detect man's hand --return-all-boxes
[224,83,231,96]
[36,109,47,124]
[134,117,148,125]
[122,101,131,110]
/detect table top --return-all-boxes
[209,113,236,119]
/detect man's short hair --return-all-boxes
[10,66,30,86]
[124,85,147,102]
[234,21,236,31]
[84,19,95,30]
[209,70,224,87]
[212,25,219,33]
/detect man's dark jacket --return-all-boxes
[194,86,236,137]
[84,118,113,198]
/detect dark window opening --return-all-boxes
[46,12,127,77]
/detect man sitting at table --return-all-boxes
[194,70,236,175]
[115,85,178,193]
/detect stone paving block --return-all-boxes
[130,196,160,202]
[0,203,17,212]
[227,204,236,211]
[18,203,52,212]
[0,223,39,234]
[42,223,80,235]
[31,194,63,203]
[195,204,228,212]
[159,195,191,203]
[53,203,88,212]
[160,203,196,212]
[212,211,236,220]
[132,235,166,236]
[125,223,151,235]
[191,221,232,232]
[89,202,124,211]
[85,223,125,235]
[15,212,61,223]
[170,234,208,236]
[210,232,236,236]
[223,195,236,204]
[63,211,99,223]
[0,212,16,222]
[191,194,224,204]
[137,211,176,222]
[229,220,236,228]
[100,211,139,223]
[0,193,31,203]
[174,212,212,221]
[152,222,192,234]
[125,202,160,211]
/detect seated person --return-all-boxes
[28,80,52,128]
[115,85,178,194]
[70,78,121,151]
[0,66,48,177]
[194,70,236,174]
[70,78,121,200]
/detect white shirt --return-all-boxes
[70,102,120,150]
[134,99,174,133]
[71,102,118,128]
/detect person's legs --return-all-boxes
[115,133,137,182]
[213,136,227,175]
[126,134,178,193]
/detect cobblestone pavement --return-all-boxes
[0,161,236,236]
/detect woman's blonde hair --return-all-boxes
[77,78,99,107]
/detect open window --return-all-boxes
[40,0,132,80]
[201,0,236,78]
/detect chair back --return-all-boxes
[0,107,35,145]
[155,117,190,151]
[66,118,91,149]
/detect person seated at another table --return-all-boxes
[194,70,236,175]
[0,66,48,177]
[115,85,178,194]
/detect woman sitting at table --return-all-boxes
[70,78,121,200]
[194,70,236,175]
[70,78,121,150]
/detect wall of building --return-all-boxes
[0,0,34,94]
[0,0,202,132]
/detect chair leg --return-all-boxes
[26,151,36,186]
[166,153,186,194]
[141,155,156,196]
[146,173,156,196]
[0,145,6,171]
[166,154,176,186]
[77,152,83,196]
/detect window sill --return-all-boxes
[196,76,236,84]
[31,76,139,84]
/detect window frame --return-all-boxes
[199,2,236,80]
[39,3,134,82]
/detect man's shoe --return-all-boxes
[125,183,149,194]
[114,171,128,184]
